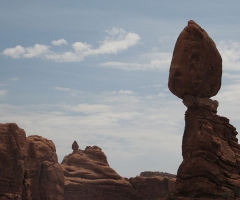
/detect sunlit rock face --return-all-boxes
[169,21,240,199]
[168,20,222,99]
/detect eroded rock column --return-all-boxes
[169,21,240,199]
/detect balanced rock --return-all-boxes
[168,20,222,99]
[169,21,240,199]
[61,145,142,200]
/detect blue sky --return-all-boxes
[1,1,240,177]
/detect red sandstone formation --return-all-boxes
[0,123,64,200]
[129,175,175,199]
[0,123,28,199]
[61,145,142,200]
[169,21,240,199]
[175,97,240,199]
[24,135,64,200]
[168,20,222,99]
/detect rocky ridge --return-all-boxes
[0,124,174,200]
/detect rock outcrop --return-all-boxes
[168,20,222,99]
[24,135,64,200]
[129,175,176,199]
[0,123,28,199]
[140,171,176,179]
[0,124,176,200]
[168,20,240,199]
[0,123,64,200]
[61,145,142,200]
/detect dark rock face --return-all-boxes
[129,176,176,199]
[71,141,79,151]
[61,145,142,200]
[0,123,28,199]
[24,135,64,200]
[0,123,64,200]
[168,20,222,99]
[175,97,240,198]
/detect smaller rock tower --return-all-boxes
[72,140,79,151]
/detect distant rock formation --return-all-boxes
[129,175,176,199]
[169,20,240,199]
[140,171,176,179]
[61,144,142,200]
[71,140,79,151]
[0,123,64,200]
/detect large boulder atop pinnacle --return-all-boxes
[168,20,222,99]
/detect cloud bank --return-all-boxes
[100,53,171,71]
[2,28,140,62]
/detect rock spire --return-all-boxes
[168,20,240,199]
[72,140,79,151]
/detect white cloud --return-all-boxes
[105,27,127,39]
[0,90,7,98]
[3,44,50,58]
[62,103,112,114]
[91,32,140,55]
[23,44,50,58]
[3,45,25,58]
[222,73,240,79]
[45,51,84,62]
[100,52,171,70]
[54,86,72,92]
[2,28,140,62]
[11,78,19,81]
[218,40,240,70]
[216,81,240,105]
[52,39,68,46]
[118,90,135,95]
[72,42,91,52]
